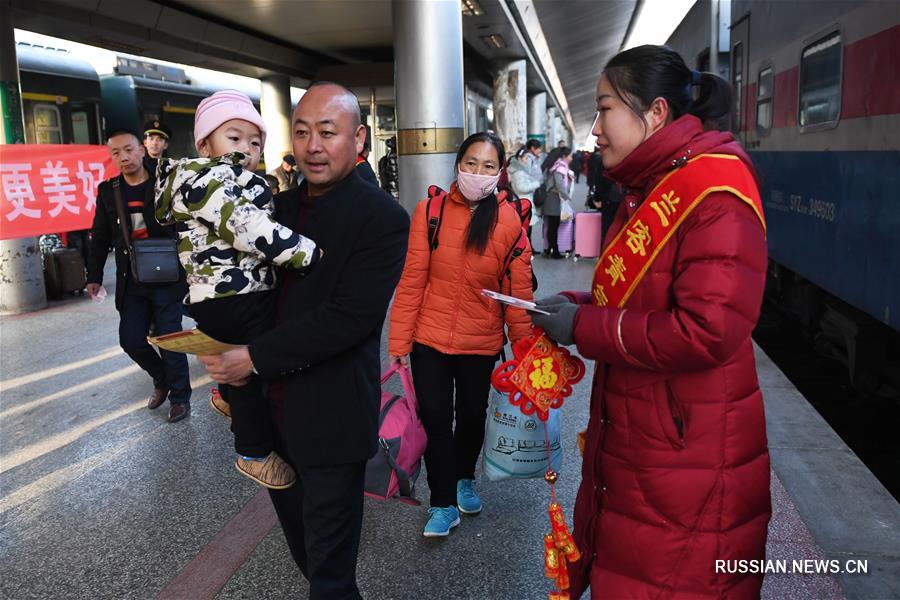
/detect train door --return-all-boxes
[30,101,66,144]
[158,108,195,159]
[70,102,101,144]
[731,14,750,144]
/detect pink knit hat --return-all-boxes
[193,90,266,151]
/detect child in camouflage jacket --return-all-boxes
[155,90,318,491]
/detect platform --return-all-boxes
[1,195,897,600]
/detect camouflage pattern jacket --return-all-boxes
[155,153,318,304]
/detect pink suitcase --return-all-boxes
[574,211,603,258]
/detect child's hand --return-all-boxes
[390,355,409,367]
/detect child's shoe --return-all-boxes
[423,506,460,537]
[209,388,231,419]
[235,452,296,489]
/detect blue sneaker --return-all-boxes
[423,506,460,537]
[457,479,482,514]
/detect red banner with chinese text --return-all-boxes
[590,153,765,310]
[0,144,119,240]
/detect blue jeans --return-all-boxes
[118,278,191,404]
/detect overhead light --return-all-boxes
[462,0,484,17]
[481,34,506,49]
[622,0,698,50]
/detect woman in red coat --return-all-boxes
[532,46,771,598]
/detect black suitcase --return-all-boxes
[44,247,86,298]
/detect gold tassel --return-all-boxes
[576,430,586,455]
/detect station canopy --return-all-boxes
[12,0,641,142]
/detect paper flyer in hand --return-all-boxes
[481,289,550,315]
[147,328,240,355]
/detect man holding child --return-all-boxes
[199,82,410,599]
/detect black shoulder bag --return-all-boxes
[112,177,180,284]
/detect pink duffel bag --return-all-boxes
[364,363,427,504]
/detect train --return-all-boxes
[15,42,261,159]
[668,0,900,391]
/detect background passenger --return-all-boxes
[542,146,573,259]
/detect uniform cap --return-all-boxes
[143,120,171,139]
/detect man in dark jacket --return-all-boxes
[198,83,410,598]
[86,130,191,423]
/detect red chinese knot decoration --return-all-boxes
[491,328,586,599]
[491,328,586,421]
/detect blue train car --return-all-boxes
[669,1,900,388]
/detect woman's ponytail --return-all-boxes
[689,72,733,128]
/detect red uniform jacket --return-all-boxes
[566,116,771,599]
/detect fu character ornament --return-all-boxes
[491,328,586,599]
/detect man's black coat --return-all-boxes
[355,158,379,187]
[249,169,410,467]
[87,174,186,311]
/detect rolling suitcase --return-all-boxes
[542,218,575,255]
[556,218,574,254]
[574,211,603,259]
[44,247,86,298]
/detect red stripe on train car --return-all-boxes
[841,24,900,120]
[773,67,798,129]
[741,82,757,132]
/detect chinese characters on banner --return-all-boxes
[0,144,119,240]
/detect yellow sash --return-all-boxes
[590,153,765,309]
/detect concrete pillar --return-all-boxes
[491,59,526,154]
[260,74,292,173]
[0,6,47,314]
[545,106,558,147]
[527,92,547,148]
[393,0,465,214]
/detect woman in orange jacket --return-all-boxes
[388,131,534,537]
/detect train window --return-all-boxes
[33,104,62,144]
[72,111,91,144]
[732,42,743,131]
[756,67,774,135]
[799,32,842,129]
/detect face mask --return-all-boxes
[457,170,501,202]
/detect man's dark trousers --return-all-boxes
[268,429,365,600]
[118,276,191,403]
